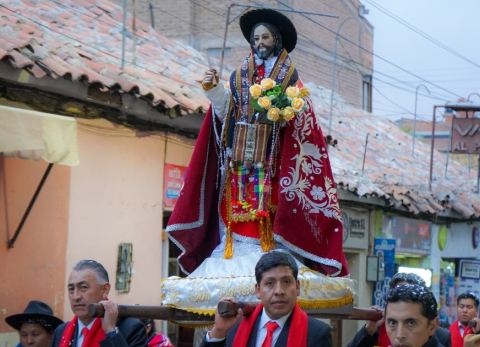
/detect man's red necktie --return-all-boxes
[261,321,279,347]
[81,327,89,347]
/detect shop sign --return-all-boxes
[342,209,369,250]
[163,163,187,209]
[450,117,480,154]
[459,259,480,280]
[372,238,396,307]
[438,225,448,251]
[383,215,431,254]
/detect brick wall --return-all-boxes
[114,0,374,110]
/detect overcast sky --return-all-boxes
[364,0,480,121]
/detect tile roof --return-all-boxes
[1,0,479,221]
[0,0,210,115]
[306,82,480,220]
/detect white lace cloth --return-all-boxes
[161,241,355,315]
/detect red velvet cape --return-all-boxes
[166,102,348,276]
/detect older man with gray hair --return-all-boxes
[52,259,147,347]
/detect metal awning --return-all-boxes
[0,104,79,166]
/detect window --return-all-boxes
[115,243,133,293]
[362,75,372,112]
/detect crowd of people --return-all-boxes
[5,255,479,347]
[5,259,172,347]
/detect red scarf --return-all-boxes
[450,320,474,347]
[232,304,307,347]
[377,324,391,347]
[59,316,106,347]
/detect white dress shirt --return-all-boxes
[255,308,291,347]
[205,308,291,346]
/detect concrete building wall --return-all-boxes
[0,157,70,338]
[438,222,480,258]
[0,116,195,347]
[114,0,374,110]
[62,119,194,320]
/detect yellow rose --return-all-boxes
[260,78,276,91]
[249,84,262,99]
[299,87,310,98]
[257,96,272,109]
[285,86,300,98]
[267,107,281,122]
[291,97,305,112]
[282,106,295,121]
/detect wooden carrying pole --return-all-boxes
[88,302,382,322]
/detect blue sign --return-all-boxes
[372,238,396,307]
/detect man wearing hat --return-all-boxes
[51,259,147,347]
[167,7,348,279]
[5,300,63,347]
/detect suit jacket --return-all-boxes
[200,314,332,347]
[347,325,450,347]
[51,317,147,347]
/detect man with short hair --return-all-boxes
[200,251,332,347]
[347,272,451,347]
[52,259,147,347]
[450,292,480,347]
[385,284,442,347]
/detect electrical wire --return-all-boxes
[0,3,205,90]
[274,0,463,99]
[184,0,463,106]
[364,0,480,69]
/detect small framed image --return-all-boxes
[460,259,480,280]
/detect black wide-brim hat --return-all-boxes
[240,8,297,52]
[5,300,63,331]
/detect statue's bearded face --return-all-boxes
[253,25,275,59]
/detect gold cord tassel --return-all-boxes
[224,169,233,259]
[259,214,275,252]
[225,221,233,259]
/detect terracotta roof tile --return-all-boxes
[6,49,34,68]
[306,81,480,220]
[2,0,479,220]
[0,0,210,116]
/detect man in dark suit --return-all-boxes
[347,272,451,347]
[52,259,146,347]
[200,251,332,347]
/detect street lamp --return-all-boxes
[328,15,364,136]
[412,84,431,156]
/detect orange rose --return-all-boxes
[282,106,295,121]
[285,86,300,98]
[291,97,305,112]
[249,84,262,99]
[260,78,276,90]
[267,107,281,121]
[257,96,272,109]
